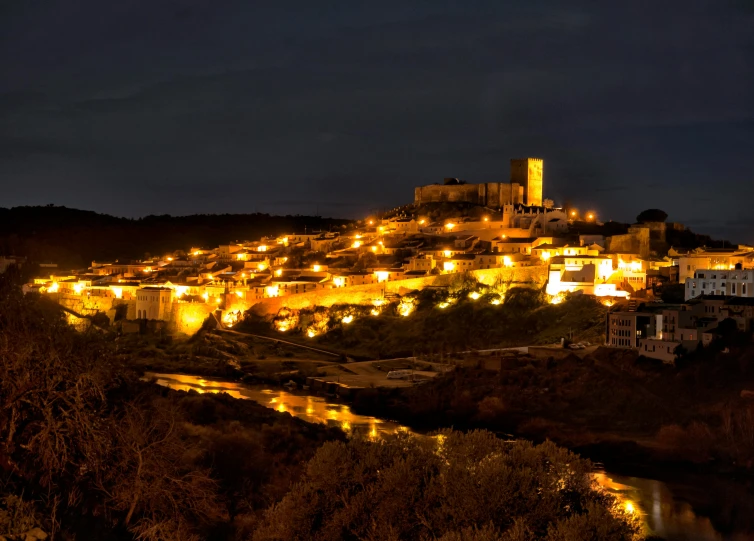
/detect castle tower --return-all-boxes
[510,158,543,207]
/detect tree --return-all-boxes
[636,209,668,223]
[253,430,640,541]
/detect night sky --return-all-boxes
[2,1,753,241]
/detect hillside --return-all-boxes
[0,205,352,268]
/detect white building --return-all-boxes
[135,287,174,320]
[684,268,754,301]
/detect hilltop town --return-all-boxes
[12,157,754,364]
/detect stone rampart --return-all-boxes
[171,303,214,335]
[251,266,547,316]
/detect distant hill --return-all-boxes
[0,206,352,268]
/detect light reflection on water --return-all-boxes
[147,372,745,541]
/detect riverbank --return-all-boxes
[147,372,754,540]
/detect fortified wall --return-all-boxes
[414,182,524,208]
[250,265,548,316]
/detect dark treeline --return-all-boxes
[0,206,352,268]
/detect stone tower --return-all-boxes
[510,158,543,207]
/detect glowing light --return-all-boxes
[241,272,246,278]
[207,274,213,280]
[352,241,362,248]
[167,257,173,261]
[571,211,577,217]
[368,220,374,225]
[257,262,267,271]
[483,216,489,222]
[111,287,123,299]
[468,291,481,300]
[236,253,245,260]
[341,315,354,324]
[47,282,59,293]
[215,297,222,304]
[398,299,415,317]
[624,501,636,515]
[376,271,390,282]
[602,299,614,307]
[341,421,351,431]
[307,328,317,338]
[443,250,452,258]
[333,276,346,287]
[257,245,267,252]
[445,223,455,230]
[587,211,596,221]
[490,298,502,305]
[235,290,243,298]
[437,302,449,309]
[73,283,84,295]
[370,308,380,316]
[202,292,209,301]
[194,251,201,256]
[443,261,455,273]
[355,234,362,239]
[503,256,513,267]
[312,264,322,272]
[265,285,280,297]
[549,295,563,305]
[371,246,378,252]
[275,268,283,277]
[378,240,383,245]
[419,219,426,225]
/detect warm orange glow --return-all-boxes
[503,255,513,267]
[193,251,201,256]
[257,245,267,252]
[265,285,280,297]
[235,290,243,298]
[398,299,415,317]
[378,226,385,232]
[257,262,267,271]
[111,287,123,299]
[167,257,173,261]
[375,271,390,283]
[371,246,377,252]
[443,261,455,272]
[202,292,209,301]
[274,268,283,277]
[207,274,213,280]
[215,297,222,304]
[370,308,380,316]
[47,282,59,293]
[549,295,563,305]
[483,216,489,222]
[490,298,502,305]
[571,210,577,217]
[73,282,84,295]
[352,241,362,248]
[312,264,322,272]
[341,315,354,324]
[445,223,455,230]
[307,328,318,338]
[333,276,346,287]
[541,251,551,262]
[437,302,449,309]
[468,291,481,300]
[419,219,426,225]
[368,220,374,225]
[443,250,452,258]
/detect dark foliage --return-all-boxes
[635,209,668,223]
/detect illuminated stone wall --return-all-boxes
[58,294,116,316]
[171,303,214,335]
[251,266,547,316]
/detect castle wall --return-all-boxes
[414,182,522,207]
[250,266,548,316]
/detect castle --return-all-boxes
[414,157,544,208]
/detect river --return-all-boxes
[147,372,754,540]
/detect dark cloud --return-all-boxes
[0,0,753,241]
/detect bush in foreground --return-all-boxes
[254,430,641,541]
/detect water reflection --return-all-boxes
[146,373,405,439]
[146,372,750,541]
